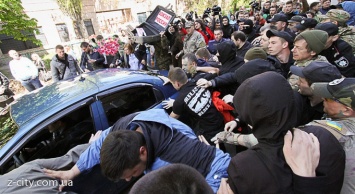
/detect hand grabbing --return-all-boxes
[222,94,233,104]
[283,129,320,177]
[224,120,238,132]
[88,130,102,143]
[196,78,211,88]
[162,98,174,109]
[211,131,240,145]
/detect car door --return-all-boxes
[0,97,96,174]
[96,83,164,126]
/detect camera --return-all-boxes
[185,12,193,21]
[211,5,221,16]
[249,0,260,10]
[203,8,211,19]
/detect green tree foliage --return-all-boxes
[0,0,41,45]
[56,0,86,38]
[231,0,251,13]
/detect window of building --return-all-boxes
[34,27,48,46]
[0,34,39,53]
[56,23,70,42]
[84,20,95,37]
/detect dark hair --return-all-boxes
[55,45,64,50]
[129,164,213,194]
[80,42,90,48]
[286,0,293,5]
[214,28,223,33]
[310,2,320,9]
[168,67,188,84]
[306,11,315,18]
[194,19,207,31]
[96,35,104,40]
[232,31,247,42]
[100,130,146,181]
[195,48,211,60]
[182,53,198,64]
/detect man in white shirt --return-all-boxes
[8,50,43,92]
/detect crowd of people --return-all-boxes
[1,0,355,193]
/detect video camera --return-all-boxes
[203,8,211,19]
[211,5,221,16]
[185,11,194,21]
[249,0,260,10]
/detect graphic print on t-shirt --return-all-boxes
[184,87,211,116]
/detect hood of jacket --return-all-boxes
[235,59,276,84]
[222,16,230,26]
[216,41,236,64]
[234,71,297,142]
[196,59,210,67]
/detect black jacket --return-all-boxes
[221,16,234,39]
[319,39,355,77]
[229,72,345,194]
[215,41,244,96]
[210,59,276,95]
[216,41,244,75]
[267,54,294,79]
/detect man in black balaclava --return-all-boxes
[238,19,258,42]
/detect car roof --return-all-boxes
[10,69,164,128]
[1,69,173,160]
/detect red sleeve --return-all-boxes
[197,30,209,44]
[180,28,187,35]
[206,27,215,40]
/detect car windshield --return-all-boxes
[0,106,18,149]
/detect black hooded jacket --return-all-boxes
[215,41,244,96]
[228,72,345,194]
[210,59,275,95]
[221,16,234,39]
[216,41,244,75]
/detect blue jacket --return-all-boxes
[342,2,355,26]
[76,109,230,192]
[207,38,229,55]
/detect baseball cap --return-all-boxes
[266,29,293,47]
[295,18,318,31]
[288,15,304,23]
[315,22,339,36]
[311,78,355,109]
[268,13,288,23]
[185,21,194,28]
[290,61,342,83]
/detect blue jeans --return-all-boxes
[21,76,43,92]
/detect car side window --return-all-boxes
[100,86,157,125]
[1,104,94,174]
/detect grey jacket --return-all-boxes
[50,54,81,82]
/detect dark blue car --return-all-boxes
[0,69,176,178]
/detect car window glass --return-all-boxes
[0,107,19,149]
[100,86,157,125]
[1,104,94,174]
